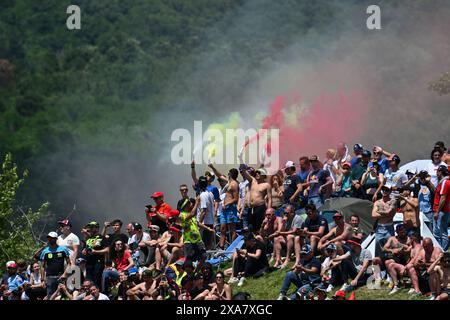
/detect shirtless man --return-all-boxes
[435,252,450,300]
[270,205,303,268]
[208,164,240,248]
[318,211,353,255]
[376,224,411,295]
[259,208,283,263]
[404,232,424,296]
[399,188,420,236]
[240,166,272,233]
[417,238,444,299]
[126,269,157,300]
[372,186,397,256]
[158,224,184,267]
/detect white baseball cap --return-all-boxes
[284,160,295,169]
[6,261,17,268]
[47,231,58,238]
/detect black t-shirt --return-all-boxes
[177,198,189,212]
[85,234,108,265]
[283,174,302,203]
[248,240,269,267]
[302,215,329,234]
[40,246,70,276]
[107,233,129,248]
[300,257,322,283]
[189,284,209,298]
[150,215,168,234]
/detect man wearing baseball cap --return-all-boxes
[332,235,373,292]
[282,160,303,210]
[350,143,364,168]
[40,231,71,298]
[305,155,333,210]
[350,149,372,198]
[57,219,80,265]
[383,154,407,195]
[433,164,450,251]
[318,211,353,255]
[82,221,109,288]
[146,191,173,234]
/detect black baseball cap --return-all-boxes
[353,144,363,152]
[361,150,372,158]
[132,222,142,230]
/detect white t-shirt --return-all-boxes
[198,190,215,225]
[426,161,446,187]
[57,232,80,255]
[384,168,407,189]
[130,232,151,245]
[96,293,110,300]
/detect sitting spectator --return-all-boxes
[141,225,162,270]
[128,223,150,268]
[83,283,109,300]
[200,262,216,285]
[350,149,371,198]
[435,252,450,300]
[116,270,135,300]
[333,235,373,292]
[301,204,329,254]
[312,283,329,300]
[159,224,184,266]
[229,233,268,287]
[277,244,321,300]
[318,211,353,255]
[403,232,423,296]
[320,243,345,292]
[72,280,93,300]
[153,274,178,300]
[271,205,303,269]
[101,239,134,295]
[349,214,366,240]
[417,237,443,299]
[203,271,232,300]
[3,261,27,300]
[374,224,411,295]
[270,174,284,217]
[23,262,46,300]
[49,283,73,300]
[259,208,282,263]
[126,269,157,300]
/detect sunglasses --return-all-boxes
[333,216,343,220]
[180,189,188,192]
[216,276,223,279]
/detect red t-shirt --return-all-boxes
[114,250,132,272]
[433,179,450,213]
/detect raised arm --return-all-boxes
[191,160,198,185]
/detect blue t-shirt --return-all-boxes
[350,156,361,168]
[418,181,434,213]
[369,158,389,174]
[300,257,322,283]
[194,183,220,202]
[302,215,329,234]
[7,274,26,292]
[308,169,330,198]
[297,170,310,183]
[40,246,70,276]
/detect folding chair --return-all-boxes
[206,235,245,268]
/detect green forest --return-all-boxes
[0,0,449,259]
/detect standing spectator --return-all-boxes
[323,149,338,186]
[101,239,134,295]
[270,174,284,217]
[334,236,373,292]
[427,148,446,187]
[282,160,303,211]
[301,204,329,254]
[350,143,364,168]
[371,146,392,174]
[57,219,80,264]
[240,166,272,233]
[271,205,303,268]
[399,187,420,236]
[177,184,190,212]
[197,176,216,250]
[305,155,333,210]
[147,191,173,234]
[361,159,384,202]
[433,165,450,251]
[372,186,397,256]
[191,160,220,214]
[382,154,407,195]
[406,170,436,230]
[82,221,109,287]
[297,156,312,209]
[101,219,129,251]
[350,149,371,198]
[277,244,321,300]
[40,232,71,298]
